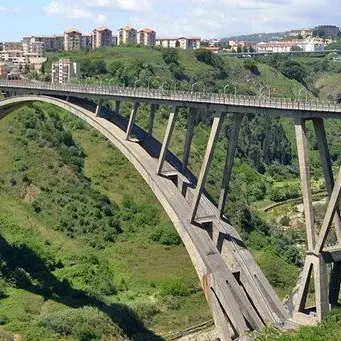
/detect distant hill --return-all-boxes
[222,31,286,43]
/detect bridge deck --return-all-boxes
[1,80,341,119]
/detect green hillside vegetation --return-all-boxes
[1,46,341,339]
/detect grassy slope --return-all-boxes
[0,106,209,340]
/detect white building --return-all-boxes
[117,26,137,45]
[51,59,79,84]
[156,37,201,49]
[137,28,156,46]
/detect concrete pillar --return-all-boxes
[115,100,121,115]
[313,118,341,242]
[329,261,341,306]
[125,102,139,140]
[313,255,330,321]
[190,112,223,222]
[156,105,179,175]
[182,107,197,172]
[218,113,244,217]
[95,104,100,117]
[315,165,341,253]
[148,104,157,136]
[295,118,316,250]
[294,259,313,314]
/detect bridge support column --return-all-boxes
[295,118,316,250]
[115,100,120,115]
[218,113,244,217]
[293,117,341,323]
[157,105,179,175]
[190,111,223,222]
[313,118,341,305]
[126,102,139,140]
[182,107,196,172]
[95,104,100,117]
[148,104,157,136]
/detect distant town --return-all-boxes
[0,24,341,85]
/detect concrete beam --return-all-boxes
[182,107,197,172]
[125,102,139,140]
[295,118,316,250]
[156,105,179,175]
[313,118,341,242]
[218,113,244,217]
[190,112,223,222]
[148,104,157,136]
[315,165,341,253]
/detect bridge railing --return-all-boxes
[0,79,340,113]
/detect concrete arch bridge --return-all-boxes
[1,81,341,340]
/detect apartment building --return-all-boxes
[64,29,82,51]
[25,35,64,51]
[22,37,46,58]
[81,33,92,49]
[92,27,112,48]
[137,28,156,46]
[0,62,10,79]
[51,58,79,84]
[156,37,201,49]
[117,26,137,45]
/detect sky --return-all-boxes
[0,0,340,41]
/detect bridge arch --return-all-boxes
[0,95,290,340]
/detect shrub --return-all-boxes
[160,278,191,297]
[0,314,9,325]
[38,307,123,340]
[150,223,181,246]
[243,58,260,75]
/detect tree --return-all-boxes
[161,48,179,65]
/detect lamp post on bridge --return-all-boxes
[161,81,169,93]
[191,82,198,94]
[223,84,229,94]
[134,79,141,90]
[259,85,264,97]
[298,87,305,101]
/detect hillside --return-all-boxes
[1,46,341,339]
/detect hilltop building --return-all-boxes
[156,37,201,49]
[64,29,82,51]
[92,27,113,49]
[51,58,79,84]
[137,28,156,46]
[117,26,137,45]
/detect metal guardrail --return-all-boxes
[0,80,341,113]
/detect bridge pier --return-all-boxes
[126,102,139,140]
[115,100,120,115]
[218,113,244,217]
[157,105,179,175]
[294,117,341,324]
[190,111,223,222]
[182,107,196,172]
[148,104,157,136]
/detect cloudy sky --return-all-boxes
[0,0,340,40]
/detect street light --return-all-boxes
[223,84,230,94]
[191,82,198,94]
[259,85,264,97]
[161,81,169,92]
[134,79,141,89]
[298,87,305,100]
[109,78,115,87]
